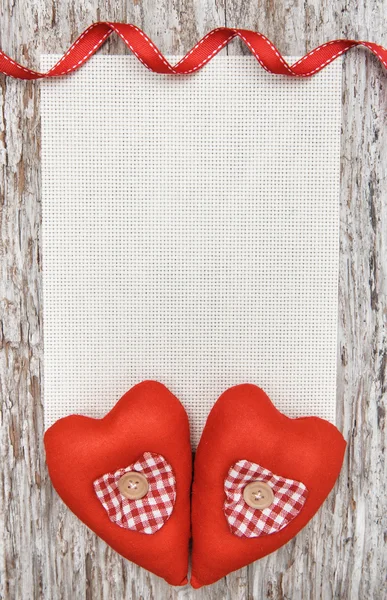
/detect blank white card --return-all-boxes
[41,54,342,447]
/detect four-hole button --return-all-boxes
[243,481,274,510]
[117,471,149,500]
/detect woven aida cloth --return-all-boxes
[224,460,308,538]
[41,54,342,448]
[93,452,176,534]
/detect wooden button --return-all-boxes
[117,471,149,500]
[243,481,274,510]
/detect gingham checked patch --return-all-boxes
[93,452,176,534]
[224,460,308,538]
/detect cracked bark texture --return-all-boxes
[0,1,386,598]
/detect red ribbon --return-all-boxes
[0,22,386,80]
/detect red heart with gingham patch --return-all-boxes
[44,381,192,586]
[191,384,346,588]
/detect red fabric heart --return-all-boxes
[44,380,192,586]
[191,384,346,588]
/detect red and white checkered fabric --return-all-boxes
[93,452,176,534]
[224,459,308,538]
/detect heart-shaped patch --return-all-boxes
[223,459,308,537]
[191,384,346,588]
[44,380,192,586]
[94,451,177,533]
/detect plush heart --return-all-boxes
[191,384,346,588]
[44,380,192,586]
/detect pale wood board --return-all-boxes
[0,1,386,599]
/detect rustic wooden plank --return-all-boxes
[0,1,386,599]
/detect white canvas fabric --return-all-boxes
[41,53,342,448]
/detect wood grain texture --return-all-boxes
[0,1,386,598]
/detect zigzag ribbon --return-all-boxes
[0,22,386,80]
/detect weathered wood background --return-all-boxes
[0,1,386,599]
